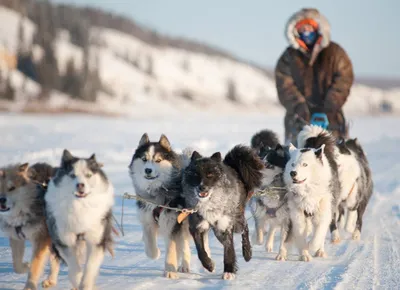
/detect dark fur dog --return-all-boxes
[182,145,264,280]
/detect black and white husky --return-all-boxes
[336,138,373,240]
[249,130,292,259]
[45,150,114,290]
[128,133,192,279]
[182,145,264,280]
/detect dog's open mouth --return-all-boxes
[293,178,307,184]
[198,191,209,198]
[0,205,10,212]
[145,175,158,180]
[74,191,89,198]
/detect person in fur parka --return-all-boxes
[275,8,354,144]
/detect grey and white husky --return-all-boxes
[45,150,114,290]
[182,145,264,280]
[128,133,192,279]
[0,162,59,290]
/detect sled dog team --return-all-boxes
[0,125,373,289]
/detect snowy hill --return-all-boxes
[0,5,399,116]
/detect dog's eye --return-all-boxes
[291,163,295,167]
[8,186,16,192]
[70,173,76,179]
[155,159,162,163]
[302,163,308,167]
[86,173,93,178]
[265,163,275,170]
[141,156,147,162]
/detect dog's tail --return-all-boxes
[297,125,336,155]
[224,145,264,194]
[251,129,280,150]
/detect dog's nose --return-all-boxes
[198,185,206,192]
[0,197,6,204]
[290,171,297,178]
[145,168,152,175]
[76,183,85,191]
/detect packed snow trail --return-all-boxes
[0,113,399,289]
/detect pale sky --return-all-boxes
[53,0,399,79]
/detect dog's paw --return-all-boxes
[23,281,36,290]
[178,265,190,273]
[203,259,215,273]
[352,229,361,241]
[42,279,57,288]
[164,271,179,279]
[300,252,312,262]
[145,247,161,260]
[314,249,327,258]
[275,253,287,261]
[222,272,236,280]
[331,230,341,244]
[15,262,30,274]
[266,243,274,253]
[252,232,264,245]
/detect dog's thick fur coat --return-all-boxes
[182,145,263,279]
[128,133,192,279]
[0,163,59,290]
[45,150,114,290]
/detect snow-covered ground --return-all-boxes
[0,112,399,289]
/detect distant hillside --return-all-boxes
[0,0,398,116]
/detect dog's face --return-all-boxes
[261,144,289,186]
[285,144,325,187]
[54,150,106,199]
[129,133,179,192]
[183,151,223,203]
[0,164,32,215]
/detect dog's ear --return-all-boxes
[159,134,171,152]
[288,143,297,152]
[191,151,202,161]
[314,144,325,160]
[211,152,222,162]
[18,163,29,173]
[62,149,75,168]
[353,137,360,146]
[89,153,96,162]
[275,144,285,157]
[139,133,150,147]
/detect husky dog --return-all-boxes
[285,141,337,261]
[182,145,264,280]
[336,138,373,240]
[251,144,294,260]
[128,133,192,279]
[249,130,291,254]
[0,162,59,290]
[45,150,114,290]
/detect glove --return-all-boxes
[294,102,310,121]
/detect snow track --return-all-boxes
[0,113,399,289]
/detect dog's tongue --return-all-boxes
[0,205,7,210]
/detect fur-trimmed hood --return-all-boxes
[286,8,331,51]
